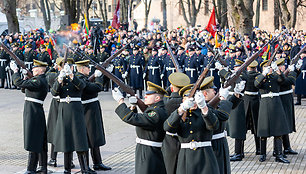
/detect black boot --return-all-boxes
[230,139,243,161]
[295,94,301,105]
[47,144,57,167]
[64,152,73,173]
[274,137,290,163]
[36,150,47,173]
[77,152,97,174]
[0,79,4,88]
[259,138,267,162]
[254,135,260,155]
[91,147,111,171]
[273,138,287,158]
[283,134,298,155]
[25,152,39,174]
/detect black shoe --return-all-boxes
[295,102,301,105]
[93,163,112,171]
[275,155,290,163]
[273,151,287,158]
[259,154,266,162]
[47,159,57,167]
[230,154,243,161]
[284,148,298,155]
[36,166,47,173]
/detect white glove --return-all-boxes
[58,70,66,81]
[21,69,28,75]
[64,63,72,75]
[160,74,164,79]
[5,66,10,71]
[10,61,18,72]
[262,66,270,76]
[219,86,230,99]
[194,91,206,109]
[215,62,222,70]
[106,64,114,72]
[94,70,102,77]
[143,73,146,79]
[296,59,303,70]
[112,87,124,102]
[180,98,195,111]
[288,64,295,72]
[129,96,138,106]
[122,71,128,79]
[234,80,246,94]
[271,62,278,72]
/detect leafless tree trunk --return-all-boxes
[162,0,167,29]
[98,0,108,28]
[1,0,19,33]
[40,0,51,30]
[62,0,81,25]
[227,0,254,36]
[179,0,202,27]
[120,0,129,24]
[255,0,260,27]
[81,0,93,19]
[279,0,297,28]
[143,0,152,29]
[274,0,280,30]
[213,0,228,28]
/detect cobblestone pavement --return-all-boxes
[0,89,305,173]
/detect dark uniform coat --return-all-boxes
[280,71,297,133]
[115,101,167,174]
[254,73,290,137]
[162,92,182,174]
[77,72,106,148]
[205,55,221,89]
[162,54,176,87]
[24,49,37,62]
[144,54,162,86]
[14,49,25,61]
[127,53,145,89]
[12,73,48,153]
[183,54,199,83]
[0,49,9,79]
[37,51,52,66]
[98,51,110,87]
[295,58,306,95]
[51,75,89,152]
[112,54,127,87]
[164,106,221,174]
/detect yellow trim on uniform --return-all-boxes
[217,109,230,117]
[122,110,132,121]
[166,120,175,128]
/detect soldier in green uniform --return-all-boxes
[254,60,290,163]
[38,45,52,66]
[11,42,24,61]
[75,60,111,171]
[10,59,49,174]
[162,72,190,174]
[23,43,37,70]
[50,62,96,173]
[276,58,298,156]
[112,81,168,174]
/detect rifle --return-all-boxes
[208,30,286,108]
[0,42,33,78]
[181,51,219,121]
[62,47,69,68]
[283,45,306,76]
[70,46,148,112]
[160,33,182,72]
[266,45,281,67]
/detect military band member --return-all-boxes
[143,48,163,86]
[162,72,190,174]
[75,60,111,171]
[254,60,290,163]
[11,60,49,174]
[51,62,95,173]
[112,81,168,174]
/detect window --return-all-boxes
[204,0,209,15]
[108,5,111,12]
[262,0,268,11]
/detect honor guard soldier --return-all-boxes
[143,47,163,86]
[24,43,37,70]
[45,58,75,168]
[12,42,24,61]
[295,51,306,105]
[122,47,145,98]
[254,60,290,163]
[10,60,49,174]
[50,61,95,173]
[195,46,205,73]
[86,45,97,75]
[112,49,128,86]
[112,81,168,174]
[176,46,186,68]
[97,45,111,91]
[38,45,52,66]
[276,58,298,155]
[75,60,112,171]
[161,46,176,87]
[227,44,237,70]
[183,46,199,83]
[162,72,190,174]
[0,46,10,88]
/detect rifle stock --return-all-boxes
[266,45,280,67]
[0,42,33,78]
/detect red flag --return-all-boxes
[112,0,120,29]
[205,8,217,37]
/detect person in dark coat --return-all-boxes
[0,46,10,88]
[254,60,290,163]
[24,43,37,70]
[294,51,306,105]
[112,81,168,174]
[161,47,176,87]
[122,47,145,98]
[289,40,300,61]
[97,45,110,91]
[183,47,199,83]
[144,48,163,86]
[37,45,52,66]
[11,59,49,174]
[276,58,298,155]
[50,62,96,173]
[75,60,111,171]
[205,49,221,89]
[162,72,190,174]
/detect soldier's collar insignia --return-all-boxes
[148,111,157,117]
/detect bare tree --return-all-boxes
[279,0,298,28]
[143,0,152,29]
[40,0,51,30]
[254,0,260,27]
[1,0,19,33]
[120,0,129,24]
[213,0,228,28]
[179,0,202,27]
[227,0,254,35]
[274,0,281,30]
[81,0,94,20]
[62,0,81,25]
[98,0,108,28]
[162,0,167,29]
